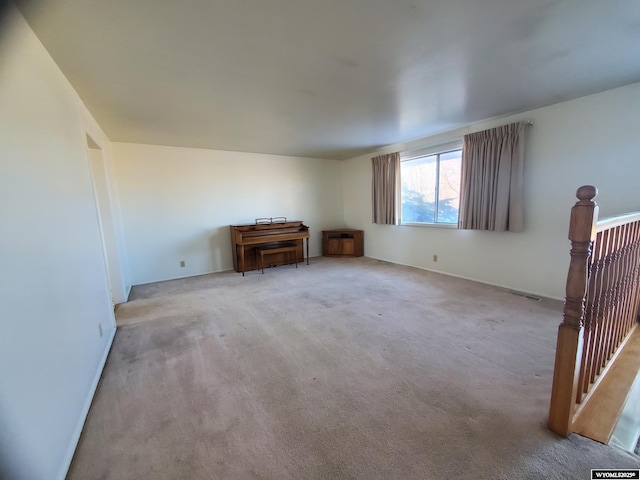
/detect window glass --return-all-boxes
[400,149,461,225]
[401,155,437,223]
[437,150,461,224]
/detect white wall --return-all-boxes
[342,82,640,299]
[112,143,345,285]
[0,8,123,480]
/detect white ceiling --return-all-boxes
[14,0,640,160]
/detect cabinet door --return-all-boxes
[341,239,355,255]
[327,238,342,255]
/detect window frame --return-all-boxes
[399,142,463,227]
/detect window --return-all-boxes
[400,148,462,225]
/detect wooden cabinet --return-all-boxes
[322,229,364,257]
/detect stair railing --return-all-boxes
[548,185,640,437]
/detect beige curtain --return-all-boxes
[371,152,400,225]
[458,122,526,232]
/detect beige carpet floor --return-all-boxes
[68,257,640,479]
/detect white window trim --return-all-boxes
[400,140,462,162]
[401,222,459,229]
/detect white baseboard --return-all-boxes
[56,326,116,480]
[366,255,563,301]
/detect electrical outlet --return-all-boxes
[98,323,103,338]
[180,260,186,267]
[433,255,438,262]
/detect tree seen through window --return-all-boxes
[400,149,461,224]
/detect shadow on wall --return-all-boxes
[0,1,17,59]
[209,226,232,272]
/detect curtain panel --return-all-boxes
[458,122,527,232]
[371,152,400,225]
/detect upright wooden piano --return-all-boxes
[230,219,310,275]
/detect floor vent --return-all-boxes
[507,290,541,301]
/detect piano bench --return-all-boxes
[255,243,298,274]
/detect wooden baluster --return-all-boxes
[626,222,637,326]
[599,222,639,368]
[588,232,606,387]
[628,224,637,332]
[634,221,640,324]
[630,222,640,327]
[618,224,633,338]
[591,229,611,383]
[587,235,606,395]
[608,228,621,363]
[609,227,624,353]
[597,230,615,375]
[617,225,629,336]
[625,222,639,328]
[624,222,640,332]
[616,225,631,345]
[548,186,598,437]
[577,236,602,402]
[609,224,626,357]
[607,227,623,361]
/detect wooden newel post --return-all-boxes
[548,185,598,436]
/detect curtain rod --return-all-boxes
[388,120,535,157]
